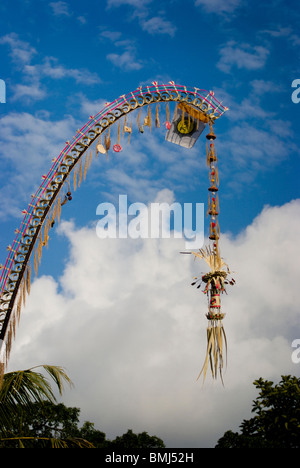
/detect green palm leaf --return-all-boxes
[0,365,73,435]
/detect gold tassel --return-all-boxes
[143,106,152,131]
[137,109,142,127]
[95,137,100,158]
[117,122,121,144]
[166,102,170,122]
[78,160,83,187]
[215,166,219,186]
[216,194,220,212]
[181,109,185,125]
[37,231,43,266]
[155,104,160,128]
[26,263,31,295]
[206,145,210,167]
[17,291,22,322]
[52,201,57,222]
[105,132,111,151]
[73,168,77,191]
[43,218,49,247]
[83,152,88,181]
[34,247,38,276]
[122,115,127,136]
[148,105,152,131]
[56,196,62,223]
[17,293,22,317]
[22,276,26,307]
[207,193,210,217]
[127,122,132,144]
[197,322,227,383]
[88,150,92,168]
[174,104,178,121]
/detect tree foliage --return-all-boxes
[109,429,165,449]
[0,365,165,448]
[0,400,165,448]
[216,375,300,448]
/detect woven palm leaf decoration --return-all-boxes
[189,123,235,383]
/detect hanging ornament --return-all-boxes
[182,121,235,384]
[113,121,122,152]
[165,102,208,149]
[155,104,160,128]
[113,144,122,152]
[96,134,106,155]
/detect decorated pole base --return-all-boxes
[206,312,225,321]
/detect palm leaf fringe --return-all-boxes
[197,321,227,384]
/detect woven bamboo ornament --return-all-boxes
[0,85,229,384]
[187,122,235,383]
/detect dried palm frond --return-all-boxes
[83,152,88,181]
[34,247,38,276]
[78,160,83,187]
[190,246,228,273]
[174,104,178,121]
[117,121,121,144]
[155,104,160,128]
[197,320,227,384]
[73,168,77,191]
[105,132,111,152]
[25,264,31,295]
[137,108,142,127]
[166,102,170,122]
[88,150,92,168]
[147,105,152,131]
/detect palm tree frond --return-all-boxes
[0,365,73,435]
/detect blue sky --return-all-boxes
[0,0,300,448]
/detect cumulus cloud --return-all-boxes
[6,196,300,447]
[217,41,270,73]
[0,33,101,103]
[195,0,241,14]
[49,1,72,17]
[0,33,37,65]
[0,111,77,219]
[106,0,152,9]
[141,16,176,36]
[107,49,144,71]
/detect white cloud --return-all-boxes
[106,0,152,8]
[101,29,144,70]
[75,93,108,118]
[217,41,270,73]
[49,1,72,16]
[107,49,144,71]
[0,33,37,65]
[0,33,101,102]
[250,79,283,95]
[11,82,46,102]
[195,0,241,14]
[39,57,101,85]
[100,30,122,42]
[0,111,77,219]
[6,197,300,447]
[141,16,176,36]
